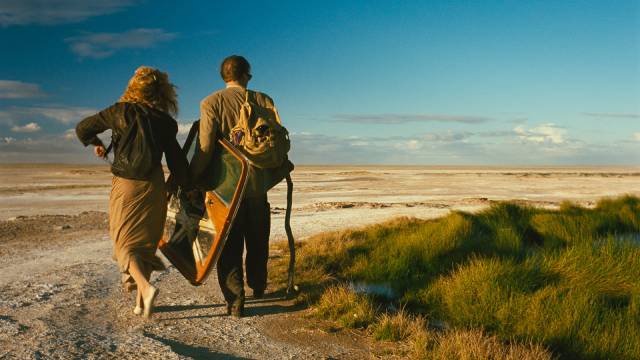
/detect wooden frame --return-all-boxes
[159,121,250,285]
[195,138,249,284]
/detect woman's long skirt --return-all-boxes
[109,167,167,284]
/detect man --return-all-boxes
[190,55,274,317]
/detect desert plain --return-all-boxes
[1,164,639,359]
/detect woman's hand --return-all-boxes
[94,145,107,158]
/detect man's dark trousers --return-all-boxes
[216,195,270,307]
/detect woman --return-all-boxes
[76,66,189,318]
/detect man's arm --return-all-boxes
[189,98,217,187]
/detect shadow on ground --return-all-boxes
[155,303,223,313]
[158,293,303,321]
[144,332,250,360]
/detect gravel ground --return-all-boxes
[0,213,378,359]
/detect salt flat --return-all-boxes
[2,164,639,240]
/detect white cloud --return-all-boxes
[289,132,478,164]
[582,112,640,119]
[345,136,369,147]
[63,128,76,140]
[333,113,491,124]
[406,139,422,150]
[0,0,135,27]
[0,135,93,163]
[11,122,41,133]
[65,28,177,59]
[350,140,370,147]
[30,106,96,124]
[423,131,473,142]
[0,80,45,99]
[0,129,636,165]
[514,123,566,144]
[0,106,96,126]
[634,133,640,141]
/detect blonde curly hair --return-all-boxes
[120,66,178,116]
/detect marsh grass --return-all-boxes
[312,284,377,328]
[270,195,640,359]
[373,307,419,341]
[414,328,554,360]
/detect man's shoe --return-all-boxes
[252,289,265,299]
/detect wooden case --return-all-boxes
[159,122,250,285]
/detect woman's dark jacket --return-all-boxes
[75,102,189,186]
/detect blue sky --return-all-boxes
[0,0,638,165]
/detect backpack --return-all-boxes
[109,104,161,180]
[230,90,290,169]
[228,91,297,295]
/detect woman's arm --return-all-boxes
[75,104,119,147]
[163,119,191,189]
[165,138,190,188]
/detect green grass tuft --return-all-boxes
[312,284,377,329]
[273,195,640,359]
[372,307,420,341]
[413,328,554,360]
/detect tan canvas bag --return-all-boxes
[230,90,290,169]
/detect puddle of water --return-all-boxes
[349,282,395,299]
[617,233,640,244]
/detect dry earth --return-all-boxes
[1,164,639,359]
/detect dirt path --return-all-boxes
[0,213,377,359]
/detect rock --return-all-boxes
[34,283,62,302]
[53,224,72,231]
